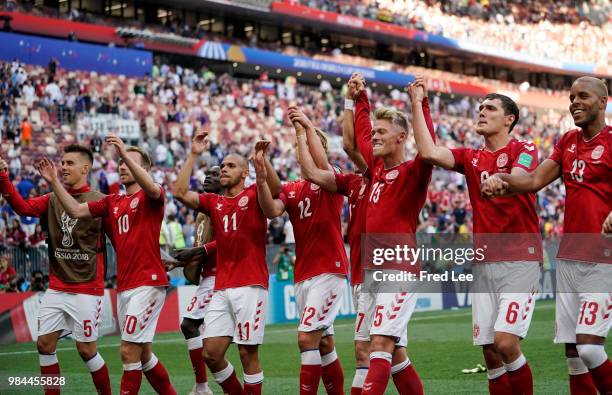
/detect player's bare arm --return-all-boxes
[255,140,282,197]
[341,80,368,173]
[174,131,208,209]
[410,77,455,170]
[602,211,612,234]
[36,158,92,218]
[292,117,338,192]
[287,106,332,172]
[106,134,161,199]
[482,159,561,197]
[253,143,285,218]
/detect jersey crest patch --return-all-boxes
[592,145,604,160]
[386,169,399,181]
[238,196,249,207]
[130,197,140,209]
[496,153,508,168]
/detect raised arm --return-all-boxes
[341,88,368,173]
[292,120,338,193]
[174,131,208,210]
[0,160,48,217]
[352,75,376,171]
[36,158,92,218]
[409,78,454,169]
[253,142,285,219]
[255,140,282,197]
[287,106,332,171]
[482,159,561,197]
[106,135,161,199]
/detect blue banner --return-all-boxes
[0,32,152,77]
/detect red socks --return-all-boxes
[362,352,392,395]
[85,353,111,395]
[121,363,143,395]
[213,362,244,395]
[321,350,344,395]
[143,354,177,394]
[39,353,61,395]
[504,354,533,395]
[391,360,423,395]
[243,372,264,395]
[567,357,597,395]
[300,349,321,394]
[187,337,208,385]
[487,367,513,395]
[589,359,612,395]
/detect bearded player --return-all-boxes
[0,147,112,395]
[174,132,280,395]
[165,166,222,395]
[482,76,611,394]
[411,77,541,395]
[254,108,347,395]
[38,135,176,395]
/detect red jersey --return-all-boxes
[335,173,369,285]
[197,184,269,290]
[354,91,434,234]
[549,126,612,263]
[451,139,543,262]
[202,240,217,278]
[279,180,348,283]
[0,172,105,296]
[88,188,168,292]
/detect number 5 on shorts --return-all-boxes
[373,305,384,327]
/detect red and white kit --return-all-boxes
[183,241,217,322]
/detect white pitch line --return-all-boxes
[0,303,555,356]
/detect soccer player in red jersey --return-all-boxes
[165,166,222,395]
[482,76,612,395]
[174,132,280,395]
[340,72,435,395]
[0,146,112,395]
[38,135,176,395]
[411,77,541,395]
[254,108,348,395]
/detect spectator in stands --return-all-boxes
[6,218,26,246]
[274,246,295,282]
[0,255,16,290]
[27,224,46,247]
[20,116,32,146]
[168,214,186,250]
[30,270,46,292]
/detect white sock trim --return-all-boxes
[39,353,58,367]
[123,362,142,371]
[352,368,368,388]
[504,354,527,372]
[487,366,507,380]
[321,349,338,367]
[567,357,589,375]
[186,336,203,351]
[213,362,234,384]
[243,371,264,384]
[391,358,411,375]
[577,344,608,369]
[370,351,392,363]
[301,349,321,365]
[142,354,159,372]
[85,353,105,373]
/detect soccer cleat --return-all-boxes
[461,364,487,374]
[189,384,213,395]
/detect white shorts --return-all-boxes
[38,289,102,342]
[363,284,413,347]
[295,274,346,336]
[183,276,215,321]
[471,262,540,346]
[203,286,268,345]
[352,284,370,343]
[554,260,612,343]
[118,286,166,343]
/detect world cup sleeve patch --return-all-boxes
[517,152,533,168]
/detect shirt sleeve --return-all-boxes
[197,193,212,215]
[87,195,111,218]
[512,143,539,172]
[150,184,165,205]
[0,171,49,217]
[450,148,468,174]
[422,97,436,144]
[204,240,217,254]
[354,90,376,172]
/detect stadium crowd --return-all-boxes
[291,0,611,66]
[0,57,587,291]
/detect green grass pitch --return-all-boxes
[0,300,609,394]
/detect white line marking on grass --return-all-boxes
[0,303,555,356]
